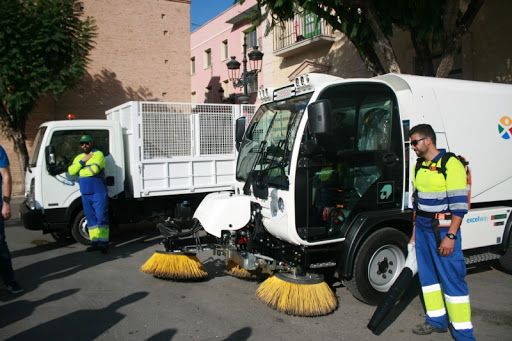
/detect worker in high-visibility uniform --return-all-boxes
[409,124,474,341]
[68,135,109,253]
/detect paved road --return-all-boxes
[1,212,512,340]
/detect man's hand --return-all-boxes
[438,237,455,256]
[2,202,11,220]
[81,152,93,163]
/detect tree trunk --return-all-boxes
[356,43,385,75]
[10,131,30,179]
[410,29,434,76]
[435,0,484,78]
[362,0,401,74]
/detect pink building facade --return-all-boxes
[190,0,264,104]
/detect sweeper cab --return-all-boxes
[154,73,512,312]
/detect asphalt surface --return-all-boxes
[1,200,512,340]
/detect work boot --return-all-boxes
[6,281,24,294]
[412,322,448,335]
[86,245,100,252]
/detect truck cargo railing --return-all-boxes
[106,101,256,197]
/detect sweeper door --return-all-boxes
[295,82,404,242]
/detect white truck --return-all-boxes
[20,101,254,244]
[176,73,512,304]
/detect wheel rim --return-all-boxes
[367,244,405,292]
[79,216,90,241]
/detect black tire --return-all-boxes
[344,227,408,305]
[499,247,512,274]
[50,231,74,245]
[70,210,91,245]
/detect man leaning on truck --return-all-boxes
[409,124,474,341]
[68,135,109,253]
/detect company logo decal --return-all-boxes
[498,116,512,139]
[377,182,394,203]
[466,213,508,226]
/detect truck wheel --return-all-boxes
[344,227,408,305]
[499,248,512,274]
[70,210,91,245]
[50,231,74,245]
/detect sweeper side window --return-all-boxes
[295,83,403,242]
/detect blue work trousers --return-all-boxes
[415,216,475,341]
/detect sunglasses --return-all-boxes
[80,142,90,146]
[410,137,426,146]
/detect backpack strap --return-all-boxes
[436,152,457,179]
[414,157,425,179]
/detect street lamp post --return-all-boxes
[226,34,264,104]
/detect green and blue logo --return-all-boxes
[498,116,512,140]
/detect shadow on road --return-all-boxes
[0,289,79,328]
[224,327,252,341]
[6,291,148,341]
[146,329,177,340]
[2,225,160,301]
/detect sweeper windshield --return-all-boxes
[236,93,313,189]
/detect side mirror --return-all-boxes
[235,116,247,151]
[308,99,332,134]
[45,145,56,167]
[45,145,65,176]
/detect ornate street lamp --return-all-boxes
[226,34,264,103]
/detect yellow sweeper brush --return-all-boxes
[140,251,208,280]
[225,260,255,280]
[256,272,337,317]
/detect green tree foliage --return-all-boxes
[250,0,483,77]
[0,0,96,169]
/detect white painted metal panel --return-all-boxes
[106,101,256,198]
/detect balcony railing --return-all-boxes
[273,13,335,56]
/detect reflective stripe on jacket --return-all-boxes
[413,151,468,218]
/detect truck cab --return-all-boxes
[22,120,124,242]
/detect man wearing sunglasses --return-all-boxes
[68,135,109,253]
[409,124,474,340]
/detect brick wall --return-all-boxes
[1,0,191,195]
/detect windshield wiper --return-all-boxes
[243,140,267,196]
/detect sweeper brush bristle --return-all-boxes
[256,274,337,317]
[225,261,254,279]
[140,251,208,280]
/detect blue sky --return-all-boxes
[191,0,236,31]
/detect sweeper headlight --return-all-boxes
[294,74,313,94]
[258,87,274,103]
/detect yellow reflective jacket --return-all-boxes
[68,149,107,194]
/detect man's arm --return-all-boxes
[0,166,12,221]
[68,154,84,176]
[439,157,468,256]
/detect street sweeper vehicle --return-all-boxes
[141,73,512,316]
[20,101,254,244]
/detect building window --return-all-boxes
[221,40,228,61]
[246,29,257,48]
[191,57,195,75]
[204,49,211,69]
